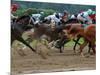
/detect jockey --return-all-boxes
[88,11,96,24]
[31,13,41,24]
[11,4,18,13]
[40,11,45,21]
[77,9,93,25]
[61,10,70,24]
[31,11,45,24]
[44,13,61,26]
[11,4,18,23]
[70,14,78,19]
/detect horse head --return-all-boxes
[16,15,30,24]
[49,19,56,31]
[14,15,34,31]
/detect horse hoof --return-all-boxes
[73,50,76,54]
[60,51,63,53]
[85,55,90,58]
[17,49,26,56]
[90,52,94,55]
[18,52,26,56]
[80,53,85,57]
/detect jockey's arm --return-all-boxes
[85,16,93,24]
[11,14,18,19]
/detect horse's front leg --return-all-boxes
[73,36,81,53]
[59,46,63,53]
[91,45,96,55]
[79,40,88,57]
[34,39,39,50]
[17,36,36,53]
[88,41,96,55]
[91,40,96,55]
[59,38,69,53]
[59,45,64,53]
[48,41,55,49]
[88,43,91,54]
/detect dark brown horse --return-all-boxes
[63,24,96,56]
[57,19,82,52]
[11,15,36,53]
[27,19,82,53]
[26,19,68,53]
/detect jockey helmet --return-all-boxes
[87,9,93,15]
[11,4,19,12]
[63,10,68,15]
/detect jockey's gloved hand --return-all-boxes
[84,20,87,23]
[58,22,61,25]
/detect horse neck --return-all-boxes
[16,15,30,25]
[69,26,84,37]
[79,28,84,33]
[77,28,84,35]
[13,22,26,35]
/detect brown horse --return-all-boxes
[11,15,36,53]
[26,19,68,53]
[27,18,82,53]
[63,24,96,56]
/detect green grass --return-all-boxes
[65,38,84,47]
[12,38,84,49]
[29,38,84,48]
[22,32,84,48]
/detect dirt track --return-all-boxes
[11,42,96,74]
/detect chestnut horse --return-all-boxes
[63,24,96,56]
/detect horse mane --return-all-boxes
[66,18,85,24]
[64,25,72,30]
[65,19,80,24]
[16,15,30,22]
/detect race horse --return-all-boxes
[27,18,82,53]
[26,19,68,53]
[56,18,95,53]
[11,15,36,53]
[62,24,96,56]
[54,18,83,53]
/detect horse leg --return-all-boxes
[11,34,16,45]
[73,36,81,53]
[91,45,96,55]
[79,40,88,57]
[48,41,54,49]
[17,36,36,53]
[88,43,91,54]
[59,46,63,53]
[59,41,64,53]
[61,45,64,53]
[91,41,96,55]
[73,39,81,45]
[59,38,69,53]
[11,39,14,45]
